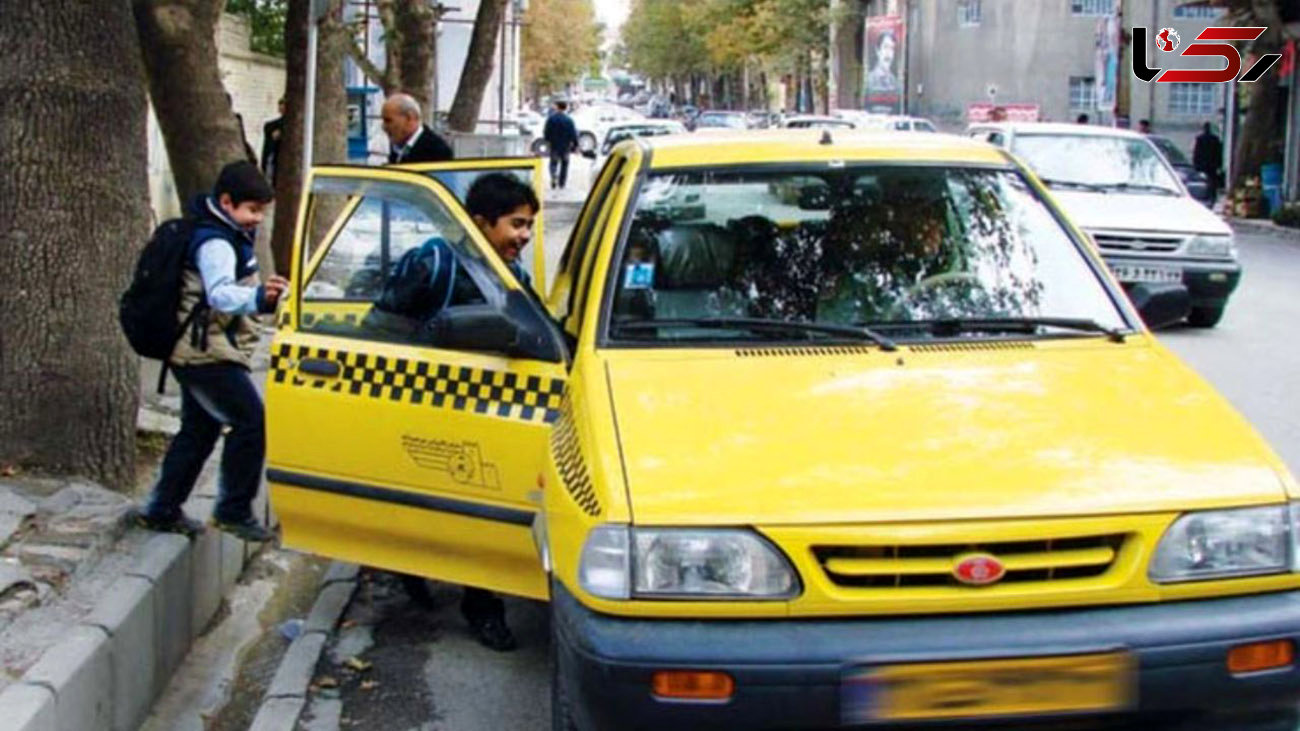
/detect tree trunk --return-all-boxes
[316,3,350,166]
[134,0,248,206]
[0,0,146,488]
[1231,25,1285,190]
[271,0,309,276]
[448,0,507,133]
[393,0,437,114]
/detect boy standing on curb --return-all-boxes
[132,160,288,542]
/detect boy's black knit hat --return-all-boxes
[214,160,274,204]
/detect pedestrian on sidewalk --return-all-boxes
[132,161,288,543]
[1193,121,1224,203]
[382,93,453,164]
[543,99,579,190]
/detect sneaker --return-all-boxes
[464,611,517,652]
[211,517,276,543]
[129,508,205,538]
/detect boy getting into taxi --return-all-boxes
[132,161,289,543]
[369,172,539,651]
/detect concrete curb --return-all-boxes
[0,530,253,731]
[246,561,360,731]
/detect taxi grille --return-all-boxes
[813,534,1128,588]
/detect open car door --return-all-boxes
[266,164,566,601]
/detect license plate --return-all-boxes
[842,652,1134,724]
[1109,263,1183,284]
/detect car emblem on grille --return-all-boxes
[953,553,1006,586]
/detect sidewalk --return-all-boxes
[0,349,273,731]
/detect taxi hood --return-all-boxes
[605,344,1287,526]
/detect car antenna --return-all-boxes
[820,129,833,145]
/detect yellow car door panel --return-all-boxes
[268,166,565,601]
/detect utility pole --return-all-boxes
[304,0,331,173]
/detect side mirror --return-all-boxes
[1127,282,1191,330]
[428,291,564,362]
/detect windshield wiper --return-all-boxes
[1098,182,1180,196]
[1039,178,1110,193]
[916,317,1127,343]
[613,317,898,351]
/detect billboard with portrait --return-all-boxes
[864,15,905,113]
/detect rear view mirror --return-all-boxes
[1127,283,1190,330]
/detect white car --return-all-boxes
[782,115,856,130]
[840,112,937,132]
[599,120,687,155]
[528,103,647,155]
[968,121,1240,328]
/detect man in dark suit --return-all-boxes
[1193,122,1224,203]
[261,97,285,187]
[381,93,453,164]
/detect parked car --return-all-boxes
[693,110,750,130]
[599,120,687,156]
[969,121,1239,327]
[270,131,1300,730]
[1147,134,1214,206]
[781,114,856,130]
[847,112,938,132]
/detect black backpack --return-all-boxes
[119,218,212,392]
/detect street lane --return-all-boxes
[306,223,1300,731]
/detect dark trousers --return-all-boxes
[462,586,505,619]
[145,363,265,524]
[549,150,570,188]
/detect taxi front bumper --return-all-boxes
[552,583,1300,730]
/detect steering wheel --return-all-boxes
[885,271,984,320]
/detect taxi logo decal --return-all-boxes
[270,343,565,424]
[953,553,1006,586]
[401,436,501,490]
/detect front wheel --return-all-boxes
[578,132,597,154]
[1187,305,1225,328]
[531,138,550,156]
[551,621,580,731]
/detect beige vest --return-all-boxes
[168,269,263,369]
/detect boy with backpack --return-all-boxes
[128,160,287,542]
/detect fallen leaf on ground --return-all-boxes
[0,465,17,477]
[360,680,379,691]
[315,675,339,688]
[344,656,372,672]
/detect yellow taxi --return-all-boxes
[266,131,1300,730]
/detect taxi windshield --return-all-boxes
[606,164,1129,344]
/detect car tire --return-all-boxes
[578,132,597,154]
[1187,305,1225,328]
[531,138,550,156]
[551,621,581,731]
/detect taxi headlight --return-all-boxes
[1184,234,1236,259]
[1149,505,1290,583]
[578,526,798,600]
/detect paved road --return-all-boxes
[296,224,1300,731]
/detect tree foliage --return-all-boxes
[521,0,601,97]
[226,0,288,57]
[621,0,830,108]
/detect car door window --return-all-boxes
[298,177,502,346]
[552,155,626,333]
